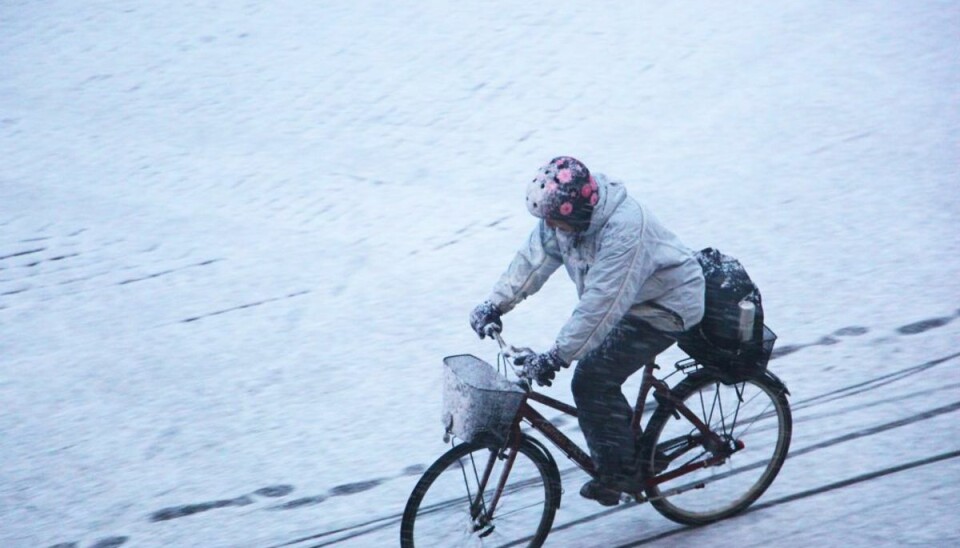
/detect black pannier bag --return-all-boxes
[677,248,777,381]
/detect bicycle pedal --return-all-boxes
[477,524,495,538]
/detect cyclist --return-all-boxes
[470,156,705,506]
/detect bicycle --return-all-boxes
[401,330,792,547]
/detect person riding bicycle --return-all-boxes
[469,156,706,506]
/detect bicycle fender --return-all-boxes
[691,366,791,397]
[522,434,564,509]
[760,369,791,396]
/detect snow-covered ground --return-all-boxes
[2,1,958,546]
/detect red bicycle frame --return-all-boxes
[476,362,732,516]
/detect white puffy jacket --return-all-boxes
[488,174,705,363]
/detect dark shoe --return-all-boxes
[579,479,621,506]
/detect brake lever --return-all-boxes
[491,331,538,386]
[492,331,535,360]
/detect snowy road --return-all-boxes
[2,1,958,547]
[311,342,960,547]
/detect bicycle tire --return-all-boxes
[641,369,792,525]
[400,436,560,548]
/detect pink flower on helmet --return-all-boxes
[590,193,599,206]
[556,169,573,183]
[581,184,593,198]
[559,202,574,216]
[546,182,558,193]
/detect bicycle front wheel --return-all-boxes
[400,436,560,548]
[641,369,792,525]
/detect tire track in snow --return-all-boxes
[117,258,223,285]
[48,536,129,548]
[0,247,46,260]
[179,290,312,323]
[507,407,960,548]
[612,449,960,547]
[0,227,202,301]
[789,350,960,412]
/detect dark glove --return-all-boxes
[469,300,503,339]
[514,347,568,387]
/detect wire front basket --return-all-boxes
[441,354,525,445]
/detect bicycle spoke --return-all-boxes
[490,499,549,521]
[729,382,745,435]
[708,387,768,436]
[717,382,729,436]
[735,405,773,439]
[698,386,711,434]
[724,395,776,440]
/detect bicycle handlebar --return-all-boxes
[488,331,537,390]
[491,330,535,360]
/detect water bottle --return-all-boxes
[738,300,756,342]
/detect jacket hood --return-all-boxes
[582,173,627,237]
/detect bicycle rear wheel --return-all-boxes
[641,369,791,525]
[400,436,560,547]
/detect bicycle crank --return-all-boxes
[619,480,708,504]
[644,482,707,502]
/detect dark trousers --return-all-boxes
[571,317,677,484]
